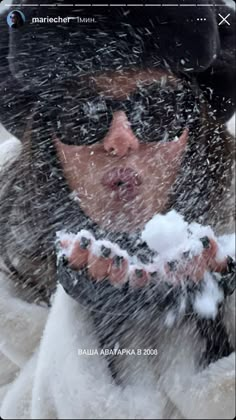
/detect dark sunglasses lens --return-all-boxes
[50,97,112,146]
[130,84,198,142]
[50,81,199,146]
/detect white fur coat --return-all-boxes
[0,135,235,419]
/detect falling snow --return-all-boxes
[0,2,235,418]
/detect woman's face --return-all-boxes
[54,69,189,233]
[10,14,17,25]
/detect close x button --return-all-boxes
[218,13,231,26]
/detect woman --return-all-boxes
[9,10,24,29]
[0,1,235,418]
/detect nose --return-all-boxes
[103,111,140,157]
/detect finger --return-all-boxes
[200,236,218,266]
[189,237,220,281]
[129,267,149,288]
[68,237,91,270]
[109,255,129,286]
[88,244,113,281]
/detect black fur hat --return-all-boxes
[0,0,235,139]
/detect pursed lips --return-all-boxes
[101,167,142,201]
[101,128,189,202]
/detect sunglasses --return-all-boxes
[45,79,201,146]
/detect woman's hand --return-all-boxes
[57,230,231,287]
[56,229,235,322]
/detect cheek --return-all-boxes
[55,141,102,192]
[139,134,187,177]
[55,141,83,181]
[62,156,89,189]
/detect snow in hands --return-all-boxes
[56,211,236,323]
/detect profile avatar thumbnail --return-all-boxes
[7,10,25,29]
